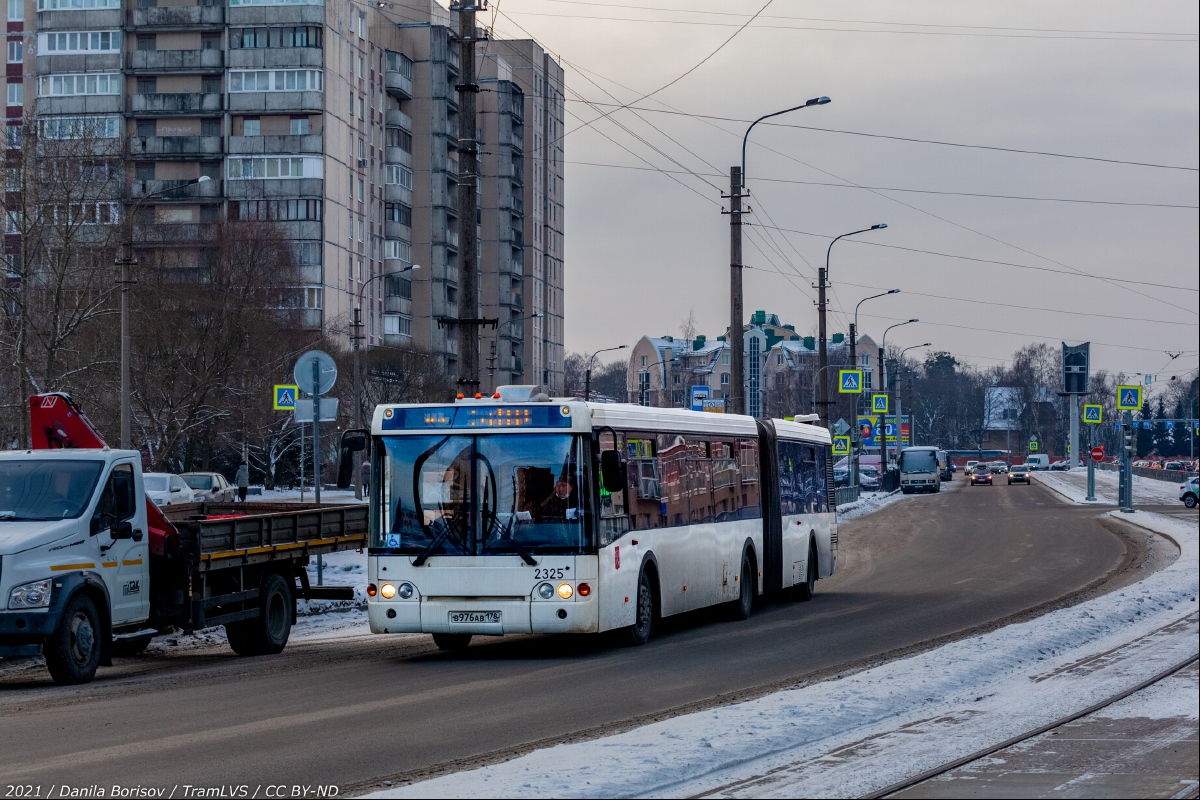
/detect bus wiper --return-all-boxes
[411,516,466,567]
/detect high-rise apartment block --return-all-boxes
[15,0,565,390]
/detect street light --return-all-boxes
[351,263,420,498]
[585,345,628,401]
[847,289,899,488]
[728,95,830,415]
[818,224,887,427]
[116,175,211,449]
[879,319,919,467]
[489,312,541,392]
[895,343,932,451]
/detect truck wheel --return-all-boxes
[432,633,472,651]
[626,567,657,646]
[729,554,753,621]
[44,594,102,685]
[226,573,292,657]
[796,546,817,602]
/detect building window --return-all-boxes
[860,354,870,367]
[7,40,22,63]
[7,0,21,20]
[38,74,122,97]
[721,373,730,385]
[37,0,119,7]
[242,118,261,136]
[863,372,872,390]
[229,0,324,7]
[40,31,122,54]
[384,203,411,225]
[290,116,309,135]
[384,164,412,189]
[6,83,22,107]
[38,115,120,139]
[227,199,322,221]
[230,27,322,49]
[386,127,413,151]
[637,371,650,406]
[722,354,730,365]
[227,156,323,179]
[229,70,323,92]
[383,314,411,336]
[384,239,410,261]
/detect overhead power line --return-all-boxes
[561,102,1199,172]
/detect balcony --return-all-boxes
[129,135,223,159]
[385,69,412,100]
[227,134,323,154]
[444,228,459,249]
[228,91,323,114]
[384,220,412,242]
[130,49,224,71]
[384,183,412,205]
[132,178,223,200]
[386,109,413,131]
[294,308,322,330]
[133,5,225,27]
[225,177,324,199]
[133,222,218,245]
[228,47,322,70]
[228,4,324,27]
[132,92,223,114]
[384,296,412,315]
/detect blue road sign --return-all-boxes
[274,384,298,410]
[1083,403,1102,424]
[690,385,710,412]
[872,394,888,413]
[1116,385,1142,411]
[838,370,863,394]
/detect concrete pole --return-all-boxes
[119,247,132,449]
[849,323,858,488]
[456,0,481,395]
[817,266,828,427]
[728,166,745,415]
[878,345,886,468]
[352,308,363,500]
[1069,394,1080,470]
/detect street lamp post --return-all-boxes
[116,175,211,449]
[818,224,886,427]
[351,264,419,499]
[730,96,830,415]
[585,345,628,401]
[849,289,900,488]
[895,343,932,453]
[879,319,918,468]
[489,312,541,392]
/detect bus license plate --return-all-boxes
[450,611,500,625]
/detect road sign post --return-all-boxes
[293,350,338,583]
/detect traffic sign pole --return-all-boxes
[1086,427,1096,502]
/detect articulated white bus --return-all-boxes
[339,387,838,650]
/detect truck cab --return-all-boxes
[0,449,151,683]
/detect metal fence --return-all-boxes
[1096,462,1192,484]
[835,486,861,508]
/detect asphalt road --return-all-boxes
[0,479,1134,792]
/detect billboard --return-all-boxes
[857,415,911,449]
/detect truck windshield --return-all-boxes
[375,433,590,556]
[0,460,105,521]
[900,450,938,474]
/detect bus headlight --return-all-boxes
[397,582,414,600]
[557,583,573,600]
[380,583,397,599]
[537,582,554,600]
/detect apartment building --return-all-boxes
[19,0,564,387]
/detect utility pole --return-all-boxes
[817,265,828,427]
[351,308,364,499]
[452,0,487,395]
[849,322,859,488]
[878,344,886,466]
[726,166,745,415]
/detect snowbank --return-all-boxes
[373,512,1196,799]
[1037,469,1185,505]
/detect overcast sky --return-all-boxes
[486,0,1198,379]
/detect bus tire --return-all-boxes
[432,633,472,651]
[226,573,292,657]
[626,567,657,646]
[44,593,103,685]
[796,545,817,602]
[730,554,753,621]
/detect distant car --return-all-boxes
[1164,461,1187,472]
[182,471,236,502]
[1049,460,1071,471]
[1025,454,1050,471]
[970,467,993,486]
[1182,476,1199,509]
[859,465,882,491]
[989,461,1009,474]
[143,472,195,506]
[965,460,980,475]
[1008,465,1031,485]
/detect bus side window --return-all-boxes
[597,430,629,544]
[737,439,761,518]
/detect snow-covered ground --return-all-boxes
[1036,468,1186,505]
[372,511,1197,800]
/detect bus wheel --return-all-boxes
[627,568,656,646]
[796,547,817,602]
[432,633,472,651]
[730,554,753,621]
[44,593,102,685]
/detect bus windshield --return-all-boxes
[899,449,938,474]
[375,433,590,556]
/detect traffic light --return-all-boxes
[1123,423,1134,456]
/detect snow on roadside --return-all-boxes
[1036,468,1184,506]
[372,512,1197,800]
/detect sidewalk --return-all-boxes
[1036,469,1184,506]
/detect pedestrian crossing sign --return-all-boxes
[1083,404,1103,424]
[832,435,850,455]
[1116,385,1142,411]
[274,384,299,410]
[838,369,863,394]
[1029,440,1039,452]
[872,394,888,413]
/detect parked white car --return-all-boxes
[143,472,195,506]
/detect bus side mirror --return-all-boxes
[600,450,625,494]
[336,429,369,490]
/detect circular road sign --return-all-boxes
[293,350,338,396]
[1090,446,1105,462]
